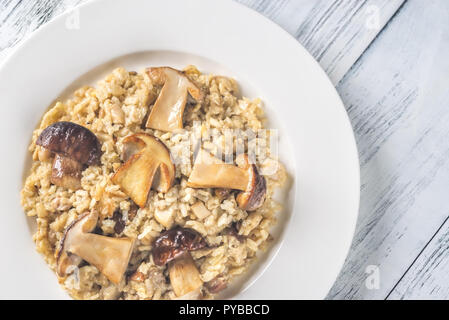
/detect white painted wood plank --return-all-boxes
[236,0,316,35]
[1,0,403,86]
[327,0,449,299]
[0,0,85,61]
[388,218,449,300]
[293,0,405,84]
[236,0,405,84]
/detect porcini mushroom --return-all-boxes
[187,150,267,211]
[187,150,248,190]
[36,121,102,190]
[152,227,207,266]
[235,154,267,211]
[152,227,207,299]
[51,154,83,190]
[112,133,175,208]
[169,253,203,298]
[145,67,204,132]
[56,212,134,284]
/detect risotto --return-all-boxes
[20,65,286,300]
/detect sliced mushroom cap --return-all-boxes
[112,133,175,208]
[145,67,204,132]
[36,122,102,190]
[56,212,134,284]
[152,227,207,266]
[187,150,267,211]
[169,252,203,298]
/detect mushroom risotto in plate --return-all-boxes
[20,65,286,300]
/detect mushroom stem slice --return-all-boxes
[112,133,175,207]
[187,163,248,190]
[57,212,97,277]
[56,212,135,284]
[187,151,267,211]
[51,154,83,190]
[145,67,204,132]
[112,153,159,208]
[187,150,249,191]
[169,252,203,298]
[128,133,175,192]
[70,234,134,284]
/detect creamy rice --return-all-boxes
[20,65,286,300]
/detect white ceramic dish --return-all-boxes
[0,0,359,299]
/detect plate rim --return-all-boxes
[0,0,360,299]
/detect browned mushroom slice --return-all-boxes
[187,150,267,211]
[56,212,134,284]
[235,154,267,211]
[112,152,159,208]
[112,133,175,208]
[169,252,203,298]
[152,227,207,266]
[36,121,102,190]
[187,150,248,190]
[129,133,175,193]
[145,67,204,132]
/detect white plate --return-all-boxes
[0,0,359,299]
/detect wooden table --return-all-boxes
[1,0,448,300]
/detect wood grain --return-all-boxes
[0,0,85,61]
[389,216,449,299]
[237,0,405,84]
[0,0,404,85]
[293,0,405,84]
[327,0,449,299]
[3,0,449,300]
